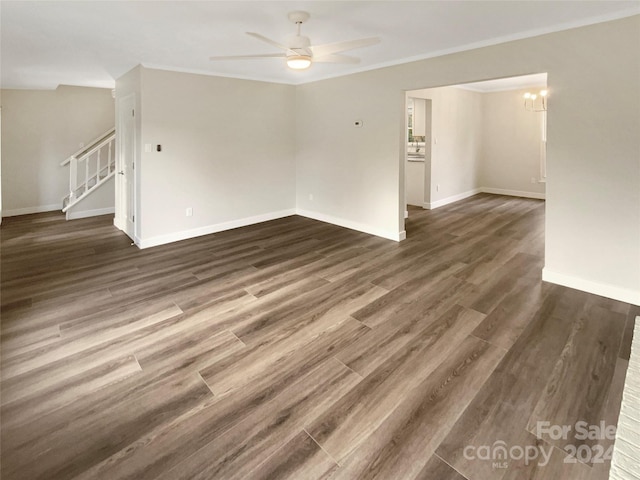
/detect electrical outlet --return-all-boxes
[309,194,313,201]
[186,207,193,217]
[436,184,440,192]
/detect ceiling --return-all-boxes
[2,1,638,90]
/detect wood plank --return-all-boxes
[416,455,468,480]
[435,287,581,480]
[67,319,368,480]
[472,278,552,350]
[305,307,492,464]
[328,335,505,479]
[1,372,214,480]
[337,303,486,377]
[619,306,639,361]
[526,305,626,460]
[159,358,360,480]
[245,430,338,480]
[1,354,142,428]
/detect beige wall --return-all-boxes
[122,67,296,246]
[411,86,484,206]
[0,86,114,215]
[296,15,640,303]
[405,160,424,207]
[481,87,546,196]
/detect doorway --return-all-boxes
[405,97,432,213]
[402,73,548,232]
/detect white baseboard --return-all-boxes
[542,268,640,306]
[424,188,481,210]
[481,187,546,200]
[137,209,296,249]
[2,203,60,217]
[67,207,115,220]
[296,208,404,242]
[423,187,545,210]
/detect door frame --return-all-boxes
[115,92,137,241]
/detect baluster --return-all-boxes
[69,156,78,202]
[85,156,89,193]
[108,141,112,174]
[97,148,101,184]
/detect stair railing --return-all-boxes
[61,128,116,213]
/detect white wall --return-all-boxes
[0,85,114,216]
[296,75,405,240]
[295,15,640,304]
[481,87,546,197]
[411,87,484,207]
[66,180,115,220]
[405,160,424,206]
[126,67,296,247]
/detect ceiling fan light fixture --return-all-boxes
[287,55,312,70]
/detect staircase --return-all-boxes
[61,128,116,218]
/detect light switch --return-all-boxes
[144,144,152,153]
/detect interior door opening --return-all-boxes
[401,73,548,237]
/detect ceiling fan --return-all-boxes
[210,11,380,70]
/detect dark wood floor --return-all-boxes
[1,194,636,480]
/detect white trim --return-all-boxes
[455,81,547,94]
[137,209,296,249]
[296,208,404,242]
[424,188,482,210]
[423,187,545,210]
[481,187,546,200]
[66,207,115,220]
[141,63,298,87]
[2,204,60,217]
[542,268,640,306]
[114,217,126,231]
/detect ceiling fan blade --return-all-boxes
[310,37,380,57]
[313,54,360,64]
[246,32,296,54]
[210,53,286,61]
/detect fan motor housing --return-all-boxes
[288,11,310,24]
[287,34,311,50]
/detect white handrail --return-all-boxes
[75,134,115,164]
[60,127,115,166]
